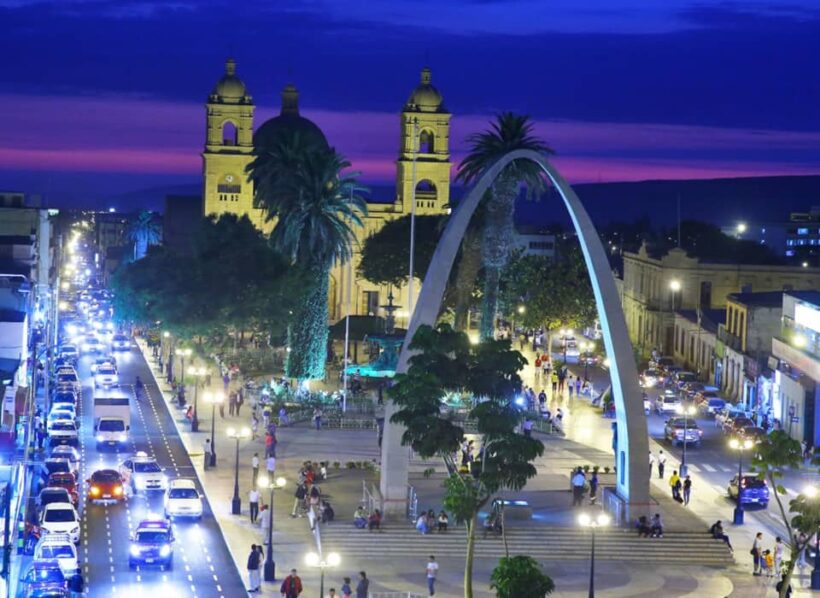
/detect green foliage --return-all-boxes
[125,209,162,261]
[490,556,555,598]
[500,242,596,332]
[357,214,447,287]
[285,270,329,380]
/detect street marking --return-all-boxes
[701,464,717,472]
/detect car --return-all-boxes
[129,518,175,570]
[46,421,78,446]
[699,397,727,416]
[164,479,203,519]
[21,559,69,598]
[694,389,721,405]
[40,503,80,544]
[120,453,167,492]
[738,425,767,443]
[46,474,79,506]
[724,416,755,436]
[46,410,74,427]
[37,488,74,513]
[728,474,769,506]
[663,417,704,446]
[654,391,681,415]
[90,356,117,374]
[49,445,80,469]
[640,368,662,388]
[51,356,73,370]
[33,534,80,579]
[94,365,118,388]
[51,392,77,411]
[673,371,697,389]
[53,371,79,393]
[57,345,79,361]
[111,334,131,351]
[87,469,126,503]
[80,336,104,354]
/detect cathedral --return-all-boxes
[202,59,452,322]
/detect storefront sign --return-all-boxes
[795,303,820,334]
[773,337,820,380]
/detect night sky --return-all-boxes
[1,0,820,207]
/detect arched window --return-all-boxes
[419,130,434,153]
[415,180,437,208]
[222,121,238,146]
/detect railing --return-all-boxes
[370,593,426,598]
[362,480,378,514]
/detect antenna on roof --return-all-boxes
[677,192,681,248]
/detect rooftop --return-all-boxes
[677,308,726,335]
[785,289,820,306]
[727,291,785,308]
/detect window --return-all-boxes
[222,121,238,146]
[528,241,554,251]
[699,281,712,310]
[217,184,241,194]
[363,291,379,316]
[798,228,809,235]
[419,130,434,153]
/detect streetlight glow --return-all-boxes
[517,305,526,314]
[793,334,807,348]
[737,223,747,234]
[669,280,681,292]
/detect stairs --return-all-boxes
[318,524,734,565]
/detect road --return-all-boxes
[71,344,247,598]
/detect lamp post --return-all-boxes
[190,366,206,432]
[227,426,250,515]
[178,347,192,386]
[669,280,681,311]
[578,512,610,597]
[258,475,287,581]
[728,437,754,524]
[203,391,224,467]
[305,551,341,598]
[560,328,573,363]
[582,341,595,381]
[675,404,697,477]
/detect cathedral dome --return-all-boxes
[211,59,249,102]
[254,84,329,152]
[405,67,444,113]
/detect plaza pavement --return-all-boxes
[136,339,812,596]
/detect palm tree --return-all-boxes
[126,210,162,261]
[249,138,367,380]
[457,113,553,340]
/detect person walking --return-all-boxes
[571,468,586,507]
[522,417,533,438]
[657,450,666,479]
[203,439,212,470]
[550,371,559,395]
[246,544,261,592]
[313,407,323,430]
[341,576,353,598]
[355,571,369,598]
[649,451,656,477]
[229,393,237,417]
[251,453,260,488]
[589,470,599,505]
[773,536,784,575]
[752,532,764,575]
[426,555,439,596]
[249,488,260,523]
[683,475,692,505]
[281,569,303,597]
[291,482,308,517]
[669,470,681,501]
[266,454,276,478]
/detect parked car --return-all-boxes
[20,559,68,598]
[663,417,704,446]
[673,371,698,389]
[728,475,769,507]
[33,534,80,579]
[40,503,80,544]
[724,416,755,436]
[700,397,727,416]
[650,356,675,370]
[47,421,79,446]
[738,425,767,443]
[54,371,80,393]
[46,473,79,506]
[694,389,721,405]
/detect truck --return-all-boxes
[93,397,131,447]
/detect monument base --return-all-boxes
[602,487,652,526]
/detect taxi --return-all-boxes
[128,518,174,570]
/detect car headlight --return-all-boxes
[114,485,123,496]
[96,435,104,442]
[130,545,141,557]
[159,545,171,557]
[118,433,127,441]
[90,486,100,496]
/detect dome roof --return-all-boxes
[405,67,445,113]
[211,59,249,103]
[253,84,329,151]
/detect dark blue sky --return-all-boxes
[1,0,819,205]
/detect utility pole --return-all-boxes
[407,117,419,319]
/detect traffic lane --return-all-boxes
[118,345,247,597]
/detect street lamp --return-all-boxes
[203,391,224,467]
[728,437,754,524]
[582,341,595,381]
[736,222,747,238]
[578,511,610,597]
[258,475,287,581]
[190,366,206,432]
[669,280,681,311]
[517,305,525,315]
[305,551,341,598]
[227,426,250,515]
[675,404,697,477]
[560,328,573,362]
[178,347,192,386]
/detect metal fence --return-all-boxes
[370,593,426,598]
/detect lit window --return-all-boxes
[798,228,809,235]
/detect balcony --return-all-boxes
[717,326,742,352]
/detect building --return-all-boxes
[621,243,820,357]
[723,206,820,262]
[513,226,557,258]
[671,308,724,382]
[200,60,452,322]
[771,291,820,445]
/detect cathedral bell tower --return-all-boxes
[396,67,452,215]
[202,59,265,228]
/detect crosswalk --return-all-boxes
[678,463,736,473]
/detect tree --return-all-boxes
[750,430,820,597]
[125,210,162,261]
[389,324,544,598]
[457,113,553,340]
[249,136,367,380]
[500,243,597,350]
[357,214,446,287]
[490,556,555,598]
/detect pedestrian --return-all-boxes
[649,451,656,477]
[236,390,243,416]
[229,392,237,417]
[522,417,533,438]
[571,468,586,506]
[683,475,692,505]
[246,544,261,592]
[341,576,353,598]
[281,568,303,597]
[249,488,260,523]
[291,482,308,517]
[279,406,289,427]
[669,470,681,500]
[589,470,599,504]
[796,532,809,571]
[774,536,784,575]
[568,377,574,398]
[426,555,439,596]
[251,453,260,488]
[575,376,582,396]
[251,414,259,439]
[752,532,763,575]
[313,407,323,430]
[203,439,212,470]
[551,371,558,394]
[709,520,733,551]
[657,450,666,479]
[327,589,337,598]
[355,571,369,598]
[266,454,276,477]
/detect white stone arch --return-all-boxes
[380,149,650,519]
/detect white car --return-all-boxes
[654,391,681,415]
[33,533,80,578]
[90,356,117,374]
[111,334,131,351]
[40,503,81,544]
[165,479,203,519]
[54,371,80,393]
[94,365,118,388]
[81,336,105,354]
[50,445,81,474]
[120,453,167,492]
[47,409,75,426]
[58,345,79,361]
[47,420,79,445]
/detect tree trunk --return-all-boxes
[464,513,477,598]
[286,272,330,381]
[480,266,501,340]
[501,501,509,557]
[453,225,483,332]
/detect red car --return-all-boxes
[87,469,126,503]
[46,472,79,505]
